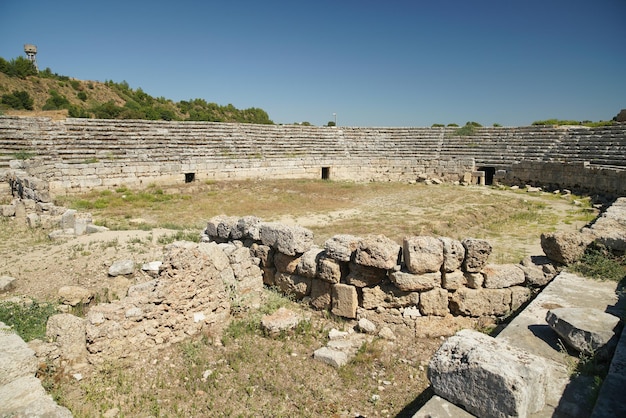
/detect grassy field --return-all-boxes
[2,179,599,417]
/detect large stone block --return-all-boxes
[274,272,311,300]
[428,329,550,418]
[541,231,594,265]
[389,270,440,292]
[440,237,465,273]
[273,252,301,274]
[361,283,419,309]
[0,322,38,386]
[259,222,314,256]
[324,234,360,262]
[403,236,444,274]
[46,313,88,362]
[346,262,387,287]
[449,287,512,317]
[354,234,401,270]
[317,255,345,284]
[482,263,526,289]
[296,247,324,278]
[309,279,332,310]
[331,283,358,319]
[462,238,492,273]
[419,288,449,316]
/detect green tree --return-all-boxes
[42,90,71,110]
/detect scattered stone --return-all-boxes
[428,329,550,418]
[546,307,621,356]
[260,307,302,334]
[357,318,377,334]
[0,275,17,292]
[378,326,396,340]
[519,255,557,287]
[313,347,348,368]
[141,261,162,277]
[57,285,94,306]
[108,259,135,276]
[60,209,76,230]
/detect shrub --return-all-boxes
[1,90,34,110]
[0,300,58,341]
[569,243,626,282]
[42,90,71,110]
[77,91,87,101]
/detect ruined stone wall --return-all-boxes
[203,216,556,324]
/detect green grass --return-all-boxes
[569,243,626,282]
[0,299,58,341]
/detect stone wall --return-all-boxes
[1,116,625,196]
[203,216,557,322]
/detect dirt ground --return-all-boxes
[0,182,597,417]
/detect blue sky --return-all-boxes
[1,0,625,127]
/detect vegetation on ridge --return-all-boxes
[0,55,273,124]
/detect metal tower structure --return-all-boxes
[24,44,38,71]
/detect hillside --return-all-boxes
[0,57,273,124]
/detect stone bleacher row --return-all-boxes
[0,116,625,171]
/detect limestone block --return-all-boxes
[250,243,274,267]
[314,347,348,368]
[274,252,301,274]
[141,261,162,277]
[0,375,73,418]
[428,329,550,418]
[449,287,512,317]
[108,259,135,276]
[74,212,93,235]
[332,283,358,319]
[324,234,360,262]
[1,204,16,217]
[60,209,76,230]
[46,313,88,362]
[389,270,441,292]
[58,285,94,306]
[26,213,40,228]
[440,237,465,272]
[296,247,324,278]
[231,215,262,241]
[274,272,311,300]
[462,238,492,273]
[14,200,26,219]
[442,270,466,290]
[482,263,526,289]
[260,307,302,334]
[519,255,556,287]
[317,255,345,284]
[403,236,444,274]
[0,322,38,386]
[540,231,594,265]
[361,283,420,309]
[510,286,532,312]
[546,307,620,356]
[206,215,239,240]
[0,275,17,292]
[309,279,332,310]
[259,222,314,256]
[464,272,484,289]
[419,288,449,316]
[346,262,387,287]
[587,197,626,251]
[354,234,401,270]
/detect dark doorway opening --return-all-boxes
[321,167,331,180]
[477,167,495,185]
[185,173,196,183]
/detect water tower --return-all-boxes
[24,44,38,71]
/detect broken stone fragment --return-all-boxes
[260,307,302,334]
[0,276,17,292]
[546,307,621,356]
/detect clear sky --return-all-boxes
[1,0,625,127]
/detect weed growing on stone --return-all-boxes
[0,299,57,341]
[569,243,626,282]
